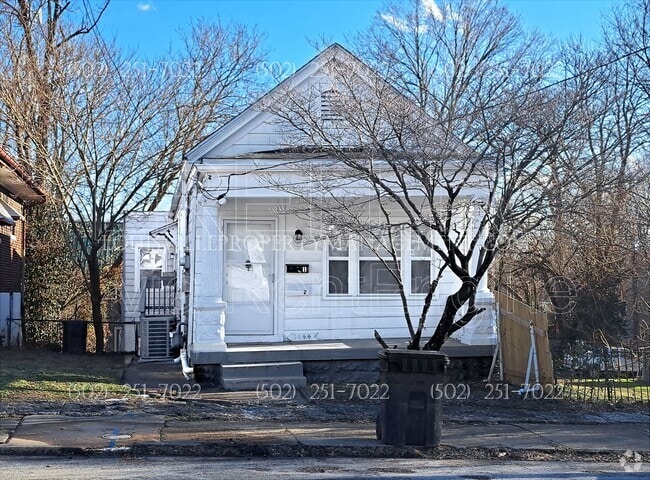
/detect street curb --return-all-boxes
[0,442,647,461]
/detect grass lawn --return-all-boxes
[557,377,650,403]
[0,348,131,402]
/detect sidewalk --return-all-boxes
[2,360,648,460]
[0,413,648,458]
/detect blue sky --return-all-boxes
[100,0,620,67]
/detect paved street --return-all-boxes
[2,457,649,480]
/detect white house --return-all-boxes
[121,211,177,356]
[122,44,497,369]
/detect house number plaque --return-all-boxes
[286,264,309,274]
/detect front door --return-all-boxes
[224,221,275,336]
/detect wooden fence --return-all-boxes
[496,291,554,386]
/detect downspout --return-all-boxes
[20,203,27,346]
[173,348,194,380]
[175,164,199,380]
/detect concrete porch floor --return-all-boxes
[196,338,495,365]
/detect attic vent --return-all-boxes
[320,89,343,121]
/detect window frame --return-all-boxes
[358,230,403,295]
[324,229,440,298]
[135,245,166,293]
[326,237,351,296]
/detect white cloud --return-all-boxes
[422,0,444,22]
[137,2,154,12]
[445,5,462,22]
[380,13,409,32]
[381,0,449,33]
[381,13,428,33]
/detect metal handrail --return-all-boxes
[142,275,176,317]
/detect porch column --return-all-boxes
[468,201,491,294]
[190,197,227,353]
[453,200,496,345]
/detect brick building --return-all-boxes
[0,148,46,346]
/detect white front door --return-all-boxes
[224,221,275,336]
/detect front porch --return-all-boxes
[191,337,495,365]
[192,337,496,388]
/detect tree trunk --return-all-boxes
[424,280,477,351]
[409,278,440,350]
[88,251,104,353]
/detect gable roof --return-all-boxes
[0,148,47,204]
[185,43,368,162]
[186,42,472,164]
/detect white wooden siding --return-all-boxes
[122,212,176,320]
[205,116,282,157]
[216,200,468,343]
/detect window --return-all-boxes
[326,229,437,296]
[359,234,401,294]
[137,246,164,291]
[328,238,349,294]
[410,232,431,294]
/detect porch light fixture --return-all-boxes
[293,229,303,243]
[245,259,252,271]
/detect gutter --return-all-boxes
[0,148,47,204]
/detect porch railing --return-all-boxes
[140,275,176,317]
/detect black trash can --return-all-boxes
[63,320,87,354]
[377,349,449,447]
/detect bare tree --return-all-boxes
[0,0,110,344]
[52,26,264,352]
[609,0,650,100]
[500,0,650,344]
[263,0,594,351]
[608,0,650,341]
[0,1,266,351]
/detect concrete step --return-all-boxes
[219,361,307,391]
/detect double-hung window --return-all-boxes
[358,234,401,294]
[328,238,350,294]
[410,231,432,294]
[326,229,438,296]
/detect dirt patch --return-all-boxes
[3,350,649,464]
[1,350,648,428]
[2,381,648,427]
